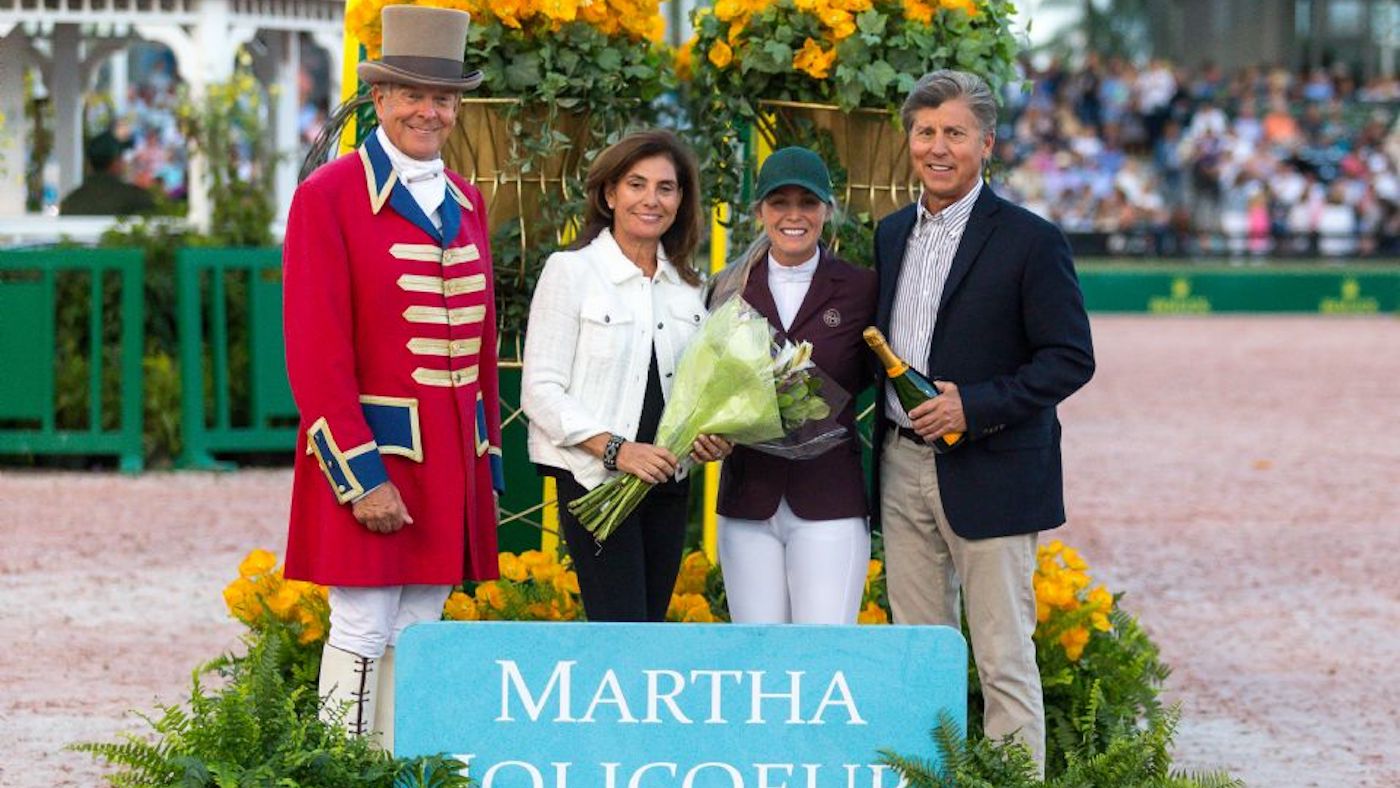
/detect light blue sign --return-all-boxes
[397,622,966,787]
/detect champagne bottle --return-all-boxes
[862,327,965,453]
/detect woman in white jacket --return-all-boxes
[522,130,729,621]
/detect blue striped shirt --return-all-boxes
[885,180,983,427]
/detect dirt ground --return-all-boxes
[3,315,1397,787]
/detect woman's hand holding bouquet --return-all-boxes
[567,297,848,541]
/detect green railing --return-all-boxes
[177,248,299,469]
[0,248,144,471]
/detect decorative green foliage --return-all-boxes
[455,8,675,346]
[683,0,1020,226]
[73,632,472,787]
[880,710,1243,787]
[1034,607,1173,776]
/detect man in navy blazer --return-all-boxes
[873,70,1095,773]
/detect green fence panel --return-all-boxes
[177,248,299,468]
[249,266,297,425]
[1079,264,1400,313]
[0,277,53,425]
[0,248,144,471]
[495,362,547,554]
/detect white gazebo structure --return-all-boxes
[0,0,345,240]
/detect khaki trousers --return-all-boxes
[881,430,1045,772]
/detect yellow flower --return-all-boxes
[728,20,747,44]
[494,1,524,29]
[682,599,716,623]
[518,550,553,571]
[444,591,480,621]
[676,38,695,80]
[941,0,979,16]
[866,558,883,581]
[551,595,579,621]
[297,621,325,644]
[223,577,259,623]
[819,8,855,40]
[498,552,528,583]
[684,607,716,623]
[714,0,746,22]
[903,0,935,24]
[1061,546,1088,572]
[1065,569,1091,591]
[286,578,321,599]
[475,582,508,612]
[539,0,579,23]
[1059,626,1090,661]
[1090,611,1112,632]
[857,601,889,625]
[530,561,563,584]
[293,606,327,644]
[708,40,734,69]
[792,37,836,79]
[1035,599,1051,623]
[1035,577,1075,610]
[266,583,302,619]
[238,549,277,579]
[1087,586,1113,612]
[552,569,581,596]
[674,551,711,595]
[667,593,715,622]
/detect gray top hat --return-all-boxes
[356,5,483,91]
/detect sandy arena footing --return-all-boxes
[3,315,1397,787]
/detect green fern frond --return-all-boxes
[1162,769,1246,788]
[69,734,180,785]
[392,754,473,788]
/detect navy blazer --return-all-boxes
[716,248,879,521]
[872,186,1095,539]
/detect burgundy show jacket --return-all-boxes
[716,249,878,522]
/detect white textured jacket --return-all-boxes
[522,229,707,490]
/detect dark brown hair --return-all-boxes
[573,129,702,286]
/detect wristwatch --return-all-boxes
[602,434,625,471]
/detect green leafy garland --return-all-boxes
[683,0,1020,264]
[458,13,677,348]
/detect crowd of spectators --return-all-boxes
[72,46,1400,258]
[74,46,329,210]
[995,56,1400,257]
[120,59,189,201]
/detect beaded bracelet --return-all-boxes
[601,434,625,471]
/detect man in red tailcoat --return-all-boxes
[281,5,502,752]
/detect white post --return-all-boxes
[187,0,236,232]
[274,30,300,223]
[51,23,83,200]
[310,30,343,106]
[110,49,129,117]
[0,28,29,216]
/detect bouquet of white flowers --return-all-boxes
[567,297,850,541]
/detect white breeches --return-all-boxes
[327,584,451,658]
[718,498,870,624]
